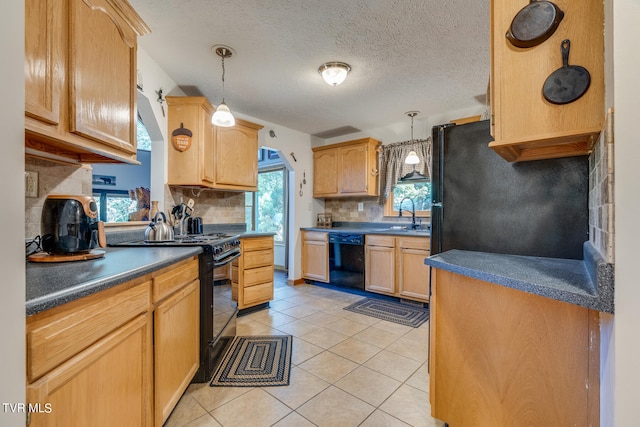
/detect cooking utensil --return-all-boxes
[506,0,564,48]
[543,39,591,105]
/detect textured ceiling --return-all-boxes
[130,0,490,137]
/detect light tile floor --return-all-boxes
[164,271,445,427]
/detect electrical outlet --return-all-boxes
[25,171,38,198]
[358,202,364,211]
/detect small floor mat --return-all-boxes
[210,335,292,387]
[343,298,429,328]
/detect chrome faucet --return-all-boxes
[398,197,418,230]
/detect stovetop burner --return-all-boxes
[110,232,238,247]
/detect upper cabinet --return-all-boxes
[25,0,150,164]
[167,96,264,191]
[489,0,604,162]
[312,137,380,198]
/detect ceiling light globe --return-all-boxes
[405,151,420,165]
[318,62,351,86]
[212,101,235,127]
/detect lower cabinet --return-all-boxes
[26,313,153,427]
[365,235,430,302]
[232,235,275,310]
[430,269,600,426]
[301,231,329,282]
[25,256,200,427]
[154,279,199,426]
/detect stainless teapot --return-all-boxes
[144,212,174,242]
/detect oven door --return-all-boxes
[213,248,240,268]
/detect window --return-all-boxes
[384,181,432,218]
[93,190,138,222]
[136,115,152,151]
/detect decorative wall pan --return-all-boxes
[506,0,564,48]
[543,39,591,104]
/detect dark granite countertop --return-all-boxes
[425,243,614,313]
[26,246,202,316]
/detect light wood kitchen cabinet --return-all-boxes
[152,259,200,426]
[26,256,200,427]
[26,279,154,426]
[312,138,380,197]
[167,96,216,187]
[312,150,338,196]
[365,235,396,295]
[365,235,430,302]
[232,236,274,310]
[430,269,599,426]
[489,0,604,162]
[397,237,430,301]
[212,119,264,191]
[167,96,263,190]
[25,0,149,164]
[301,231,329,282]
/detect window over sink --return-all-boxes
[383,181,432,218]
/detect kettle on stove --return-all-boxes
[145,211,175,242]
[41,195,106,254]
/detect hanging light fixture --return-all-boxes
[211,45,235,127]
[400,111,428,182]
[318,62,351,86]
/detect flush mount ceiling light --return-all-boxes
[318,62,351,86]
[211,45,235,127]
[401,111,428,182]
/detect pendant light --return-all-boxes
[400,111,427,182]
[211,45,235,127]
[318,62,351,86]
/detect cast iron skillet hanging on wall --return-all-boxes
[506,0,564,48]
[543,39,591,104]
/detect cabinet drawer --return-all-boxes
[398,236,430,250]
[242,236,274,251]
[244,249,273,269]
[303,231,328,242]
[153,258,199,303]
[243,282,274,305]
[366,235,395,247]
[244,265,274,287]
[27,281,151,382]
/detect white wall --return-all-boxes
[136,48,185,213]
[1,1,25,425]
[322,105,486,147]
[613,0,640,425]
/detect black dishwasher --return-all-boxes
[328,232,365,290]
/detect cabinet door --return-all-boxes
[25,0,63,126]
[313,149,338,196]
[338,144,369,194]
[365,245,396,294]
[214,124,258,190]
[69,0,137,154]
[302,240,329,282]
[398,247,430,301]
[154,280,200,426]
[27,314,153,427]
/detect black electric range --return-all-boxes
[110,233,241,382]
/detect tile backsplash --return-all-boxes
[25,157,246,239]
[25,157,93,239]
[323,197,424,226]
[588,109,615,263]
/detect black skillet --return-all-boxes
[543,39,591,105]
[506,0,564,48]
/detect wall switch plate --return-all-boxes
[358,202,364,211]
[25,171,38,198]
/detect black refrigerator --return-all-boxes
[430,120,588,260]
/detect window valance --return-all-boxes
[378,138,432,205]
